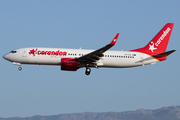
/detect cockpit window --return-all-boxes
[10,51,17,53]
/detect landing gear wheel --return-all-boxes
[18,67,22,71]
[85,68,91,75]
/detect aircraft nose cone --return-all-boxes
[3,54,9,60]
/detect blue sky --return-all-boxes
[0,0,180,118]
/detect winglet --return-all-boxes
[109,33,119,46]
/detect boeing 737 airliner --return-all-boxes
[3,23,175,75]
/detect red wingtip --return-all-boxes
[109,33,119,46]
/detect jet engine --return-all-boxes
[61,58,78,71]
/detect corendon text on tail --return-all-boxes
[3,23,176,75]
[155,27,171,47]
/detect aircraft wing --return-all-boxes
[77,33,119,63]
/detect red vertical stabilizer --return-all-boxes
[130,23,174,56]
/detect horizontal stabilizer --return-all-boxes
[152,50,176,58]
[136,50,176,63]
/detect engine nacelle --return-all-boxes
[61,58,78,71]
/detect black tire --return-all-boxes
[18,67,22,71]
[85,68,91,75]
[85,71,90,75]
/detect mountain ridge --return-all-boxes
[1,105,180,120]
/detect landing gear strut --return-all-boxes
[85,67,91,75]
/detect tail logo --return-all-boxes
[149,41,157,52]
[155,27,171,47]
[149,27,171,52]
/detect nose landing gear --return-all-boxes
[18,66,22,71]
[13,62,22,71]
[85,67,91,75]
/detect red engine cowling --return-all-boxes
[61,58,78,71]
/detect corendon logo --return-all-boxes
[29,49,67,56]
[149,41,157,52]
[155,27,171,47]
[149,27,171,52]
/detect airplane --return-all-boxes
[3,23,175,75]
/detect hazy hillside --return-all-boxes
[1,106,180,120]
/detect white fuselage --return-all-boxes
[3,23,174,75]
[3,47,158,68]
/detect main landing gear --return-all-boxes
[85,67,91,75]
